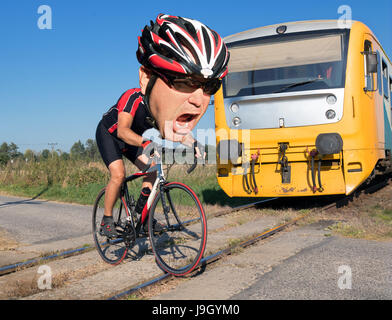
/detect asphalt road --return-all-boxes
[0,195,92,245]
[231,235,392,300]
[154,222,392,300]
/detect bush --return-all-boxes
[0,158,109,188]
[67,167,108,187]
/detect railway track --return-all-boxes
[108,174,392,300]
[0,198,278,277]
[1,174,390,299]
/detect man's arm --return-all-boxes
[117,111,144,147]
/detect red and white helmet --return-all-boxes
[137,14,229,80]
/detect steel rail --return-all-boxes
[107,209,311,300]
[107,176,391,300]
[0,245,95,276]
[0,198,277,277]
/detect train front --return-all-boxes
[215,21,357,197]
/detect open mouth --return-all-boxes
[174,113,198,133]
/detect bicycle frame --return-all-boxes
[120,158,165,236]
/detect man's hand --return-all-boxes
[193,140,206,161]
[141,140,160,158]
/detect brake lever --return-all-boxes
[187,141,206,174]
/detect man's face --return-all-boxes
[140,68,211,142]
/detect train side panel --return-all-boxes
[342,22,382,195]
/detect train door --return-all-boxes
[381,58,392,152]
[363,35,384,151]
[363,39,376,92]
[390,76,392,110]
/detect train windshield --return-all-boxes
[223,30,350,97]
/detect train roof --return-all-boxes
[224,20,357,44]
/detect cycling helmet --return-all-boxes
[137,14,229,80]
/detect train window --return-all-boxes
[390,76,392,107]
[223,30,349,97]
[364,40,376,92]
[382,59,389,100]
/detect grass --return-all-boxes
[370,206,392,222]
[2,158,392,241]
[0,158,255,208]
[328,222,366,238]
[0,158,108,205]
[307,190,392,241]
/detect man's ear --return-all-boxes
[139,67,151,95]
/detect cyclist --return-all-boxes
[96,13,229,238]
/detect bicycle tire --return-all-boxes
[92,187,129,265]
[148,182,207,276]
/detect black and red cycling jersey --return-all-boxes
[96,88,154,167]
[101,88,153,137]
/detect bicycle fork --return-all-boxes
[162,184,185,232]
[159,184,173,229]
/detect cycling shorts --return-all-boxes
[95,120,142,167]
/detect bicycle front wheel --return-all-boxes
[149,182,207,276]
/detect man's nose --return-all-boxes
[188,88,205,107]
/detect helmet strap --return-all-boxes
[143,73,159,130]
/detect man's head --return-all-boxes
[137,14,229,142]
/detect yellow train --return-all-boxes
[215,20,392,197]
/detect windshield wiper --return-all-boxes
[272,78,323,94]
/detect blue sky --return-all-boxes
[1,0,391,153]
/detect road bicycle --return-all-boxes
[92,147,207,276]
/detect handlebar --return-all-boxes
[187,161,198,174]
[141,143,205,175]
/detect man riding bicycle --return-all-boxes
[96,13,229,238]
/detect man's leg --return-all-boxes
[104,159,125,217]
[134,155,156,191]
[100,159,125,238]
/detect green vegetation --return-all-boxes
[0,140,257,207]
[0,140,114,204]
[323,201,392,241]
[0,158,107,205]
[0,142,23,165]
[0,140,101,165]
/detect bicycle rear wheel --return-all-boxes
[92,188,129,265]
[148,182,207,276]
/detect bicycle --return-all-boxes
[92,145,207,276]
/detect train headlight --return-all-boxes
[326,94,337,105]
[230,103,239,113]
[232,117,241,127]
[325,109,336,120]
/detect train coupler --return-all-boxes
[250,150,260,194]
[242,150,260,195]
[307,148,324,193]
[278,143,291,184]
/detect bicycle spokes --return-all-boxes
[149,183,207,276]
